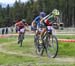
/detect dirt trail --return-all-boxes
[0,41,75,64]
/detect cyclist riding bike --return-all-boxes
[15,19,28,44]
[31,12,46,43]
[39,9,60,42]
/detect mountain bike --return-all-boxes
[34,26,58,58]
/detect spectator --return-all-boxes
[2,28,5,35]
[5,27,8,34]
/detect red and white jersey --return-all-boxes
[15,21,25,29]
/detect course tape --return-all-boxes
[58,39,75,42]
[0,35,9,38]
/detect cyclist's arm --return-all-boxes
[40,14,52,24]
[15,22,18,26]
[43,13,51,20]
[31,20,36,27]
[31,20,37,31]
[15,23,19,29]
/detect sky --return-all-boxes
[0,0,29,7]
[0,0,29,4]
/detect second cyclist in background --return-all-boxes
[15,19,28,44]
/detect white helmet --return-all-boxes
[52,9,60,16]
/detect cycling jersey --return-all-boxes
[15,21,25,31]
[43,15,58,26]
[33,16,41,27]
[47,15,55,22]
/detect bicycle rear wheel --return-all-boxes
[46,35,58,58]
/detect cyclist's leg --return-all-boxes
[40,28,46,39]
[40,23,47,40]
[34,29,41,49]
[37,26,46,44]
[34,29,39,42]
[16,27,20,44]
[35,29,40,36]
[51,26,56,35]
[18,28,25,43]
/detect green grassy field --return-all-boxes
[57,35,75,39]
[0,35,75,66]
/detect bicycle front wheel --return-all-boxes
[34,35,43,56]
[47,35,58,58]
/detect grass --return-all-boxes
[0,52,39,65]
[57,35,75,39]
[0,35,75,66]
[0,52,75,66]
[58,42,75,57]
[0,36,17,43]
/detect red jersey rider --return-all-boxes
[15,19,28,33]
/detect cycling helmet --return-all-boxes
[52,9,60,16]
[22,19,26,23]
[40,12,46,17]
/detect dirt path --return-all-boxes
[0,41,75,64]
